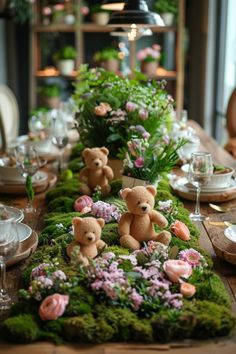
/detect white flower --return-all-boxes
[158,200,173,211]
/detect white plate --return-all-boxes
[173,176,236,194]
[0,205,24,222]
[224,225,236,243]
[0,171,48,185]
[11,223,32,243]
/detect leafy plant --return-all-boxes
[39,84,61,98]
[94,47,120,63]
[90,4,110,13]
[137,44,161,63]
[154,0,178,16]
[53,46,76,61]
[8,0,33,24]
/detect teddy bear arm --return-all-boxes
[66,240,79,258]
[118,213,133,236]
[79,167,89,182]
[96,239,107,251]
[150,210,168,228]
[102,166,114,180]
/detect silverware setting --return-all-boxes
[209,203,236,213]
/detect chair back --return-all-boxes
[0,85,19,150]
[226,88,236,138]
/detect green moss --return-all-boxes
[101,223,119,245]
[2,314,39,343]
[105,196,127,212]
[48,197,75,213]
[106,245,130,256]
[93,319,115,343]
[40,318,65,343]
[68,157,84,173]
[70,142,85,159]
[110,179,122,196]
[64,314,96,342]
[46,184,80,203]
[130,319,153,342]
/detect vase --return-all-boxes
[91,12,110,25]
[101,59,119,73]
[161,13,175,26]
[141,61,158,78]
[57,60,75,76]
[122,175,159,189]
[108,159,123,180]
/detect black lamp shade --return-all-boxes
[101,1,125,11]
[108,0,164,27]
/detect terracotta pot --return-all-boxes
[122,175,159,189]
[141,61,158,78]
[101,59,119,73]
[91,12,109,25]
[108,158,123,179]
[57,60,74,76]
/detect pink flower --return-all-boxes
[170,220,190,241]
[178,248,202,267]
[142,131,150,139]
[125,101,137,112]
[139,108,149,120]
[39,294,69,321]
[31,263,50,279]
[134,157,144,168]
[180,282,196,297]
[163,259,192,283]
[129,289,143,310]
[74,195,93,213]
[81,6,89,16]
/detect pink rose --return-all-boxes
[126,101,137,112]
[170,220,190,241]
[134,157,144,168]
[139,108,149,120]
[74,195,93,213]
[39,293,69,321]
[163,259,192,283]
[180,282,196,297]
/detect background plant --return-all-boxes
[94,47,121,63]
[53,46,76,61]
[154,0,178,16]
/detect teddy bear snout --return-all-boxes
[86,232,96,242]
[93,159,101,167]
[140,203,150,213]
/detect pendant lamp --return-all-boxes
[110,26,153,41]
[107,0,164,28]
[101,1,125,11]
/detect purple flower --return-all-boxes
[37,276,53,289]
[142,131,150,139]
[135,125,146,133]
[126,101,137,112]
[129,289,143,310]
[52,270,67,281]
[134,157,144,168]
[91,201,121,222]
[31,263,50,279]
[103,252,116,261]
[139,108,149,120]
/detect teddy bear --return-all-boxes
[67,216,107,266]
[118,185,171,251]
[79,147,114,197]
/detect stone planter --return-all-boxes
[91,12,109,26]
[101,59,120,73]
[161,13,175,26]
[122,175,159,189]
[141,61,158,78]
[57,60,75,76]
[108,159,123,180]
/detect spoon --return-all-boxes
[209,203,236,213]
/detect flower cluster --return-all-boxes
[178,248,208,268]
[83,241,184,313]
[73,65,174,158]
[91,201,121,223]
[137,44,161,63]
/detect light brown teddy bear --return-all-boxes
[67,216,107,266]
[79,147,114,196]
[118,185,171,251]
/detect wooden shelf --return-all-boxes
[33,24,76,32]
[156,68,177,80]
[35,69,77,79]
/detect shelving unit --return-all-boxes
[30,0,185,111]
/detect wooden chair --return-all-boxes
[0,85,19,152]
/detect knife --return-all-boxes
[208,221,234,226]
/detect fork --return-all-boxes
[209,203,236,213]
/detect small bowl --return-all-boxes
[206,167,234,189]
[0,158,24,182]
[224,225,236,243]
[212,235,236,265]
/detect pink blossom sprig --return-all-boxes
[178,248,207,268]
[91,201,121,223]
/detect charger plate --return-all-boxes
[6,231,38,267]
[212,235,236,265]
[0,172,57,195]
[170,176,236,202]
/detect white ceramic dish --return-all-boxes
[12,223,32,243]
[0,170,48,185]
[224,225,236,243]
[0,205,24,222]
[176,177,236,194]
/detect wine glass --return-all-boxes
[0,219,19,310]
[188,152,213,221]
[50,110,69,173]
[15,144,39,214]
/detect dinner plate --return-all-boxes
[178,177,236,194]
[224,225,236,243]
[13,222,32,242]
[6,231,38,267]
[0,205,24,222]
[0,171,48,185]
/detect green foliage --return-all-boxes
[2,314,39,343]
[106,245,130,256]
[154,0,178,16]
[39,83,61,98]
[48,196,75,213]
[53,46,76,61]
[8,0,33,24]
[25,175,34,201]
[90,4,110,13]
[64,314,96,342]
[94,47,120,62]
[101,223,119,245]
[109,179,122,196]
[68,157,84,172]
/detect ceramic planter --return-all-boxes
[141,61,158,78]
[57,60,75,76]
[101,59,119,73]
[91,12,110,26]
[161,13,175,26]
[122,175,159,189]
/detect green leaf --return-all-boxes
[106,133,121,142]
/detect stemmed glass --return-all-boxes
[15,145,39,213]
[50,110,69,173]
[0,219,19,310]
[188,152,213,221]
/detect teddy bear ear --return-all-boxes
[97,218,105,228]
[146,185,157,196]
[72,217,83,226]
[121,188,132,200]
[82,148,91,158]
[100,147,109,156]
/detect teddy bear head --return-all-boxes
[82,147,109,170]
[121,185,156,216]
[72,216,105,246]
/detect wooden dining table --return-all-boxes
[1,120,236,354]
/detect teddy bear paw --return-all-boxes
[120,235,141,250]
[79,184,92,196]
[156,231,171,246]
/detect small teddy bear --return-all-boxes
[118,185,171,251]
[67,216,106,266]
[79,147,114,197]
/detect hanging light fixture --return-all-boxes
[110,26,153,41]
[107,0,164,28]
[101,1,125,11]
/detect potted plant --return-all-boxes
[53,45,76,76]
[137,44,161,78]
[90,4,110,26]
[154,0,178,26]
[39,83,61,109]
[93,47,121,73]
